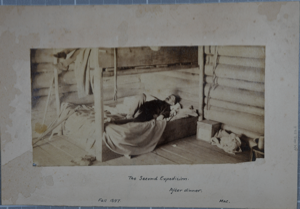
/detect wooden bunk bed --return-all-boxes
[32,46,203,164]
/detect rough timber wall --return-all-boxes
[141,67,200,109]
[31,47,198,139]
[203,46,265,137]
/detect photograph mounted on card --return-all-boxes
[0,2,298,209]
[31,46,264,166]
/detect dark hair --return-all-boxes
[171,94,180,104]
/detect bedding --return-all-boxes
[51,98,198,157]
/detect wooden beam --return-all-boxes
[198,46,204,121]
[204,105,264,135]
[93,48,104,162]
[206,55,265,68]
[204,97,264,116]
[32,71,141,89]
[103,64,198,77]
[204,84,265,108]
[53,51,60,117]
[205,64,265,83]
[32,47,198,68]
[205,76,264,92]
[204,46,265,59]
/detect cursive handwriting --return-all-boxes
[98,198,121,203]
[128,175,189,182]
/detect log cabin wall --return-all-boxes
[31,47,198,139]
[203,46,265,139]
[140,67,200,109]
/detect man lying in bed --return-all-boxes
[112,93,179,124]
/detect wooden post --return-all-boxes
[198,46,204,121]
[113,48,117,101]
[93,48,104,162]
[53,49,61,135]
[53,50,60,116]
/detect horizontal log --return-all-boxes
[32,71,141,89]
[32,71,75,88]
[204,84,264,108]
[31,49,55,63]
[64,87,143,105]
[178,68,200,74]
[31,47,198,68]
[33,85,77,97]
[205,64,264,83]
[177,89,199,103]
[31,63,76,73]
[221,124,261,139]
[157,70,199,81]
[206,55,265,68]
[33,82,144,97]
[103,64,198,77]
[141,73,199,90]
[204,97,264,116]
[32,85,144,110]
[205,76,264,92]
[204,46,265,59]
[204,105,264,135]
[32,82,144,97]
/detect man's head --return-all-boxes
[165,94,178,105]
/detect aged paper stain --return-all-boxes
[117,21,129,47]
[2,151,54,204]
[0,29,40,165]
[258,2,287,21]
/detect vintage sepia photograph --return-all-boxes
[31,46,265,166]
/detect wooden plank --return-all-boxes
[206,55,265,68]
[33,146,58,166]
[204,46,265,58]
[93,48,104,162]
[31,49,54,63]
[32,65,195,89]
[32,47,198,68]
[159,140,222,164]
[34,142,77,166]
[185,137,251,162]
[32,84,144,111]
[33,82,143,97]
[101,152,176,166]
[50,135,89,158]
[204,105,264,135]
[205,76,264,92]
[205,64,265,83]
[100,46,198,68]
[103,64,198,77]
[158,117,198,146]
[204,97,264,116]
[32,71,141,89]
[156,70,199,81]
[171,137,245,164]
[204,84,265,108]
[153,147,193,164]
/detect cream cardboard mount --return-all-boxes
[0,2,299,209]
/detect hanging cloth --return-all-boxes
[74,48,93,98]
